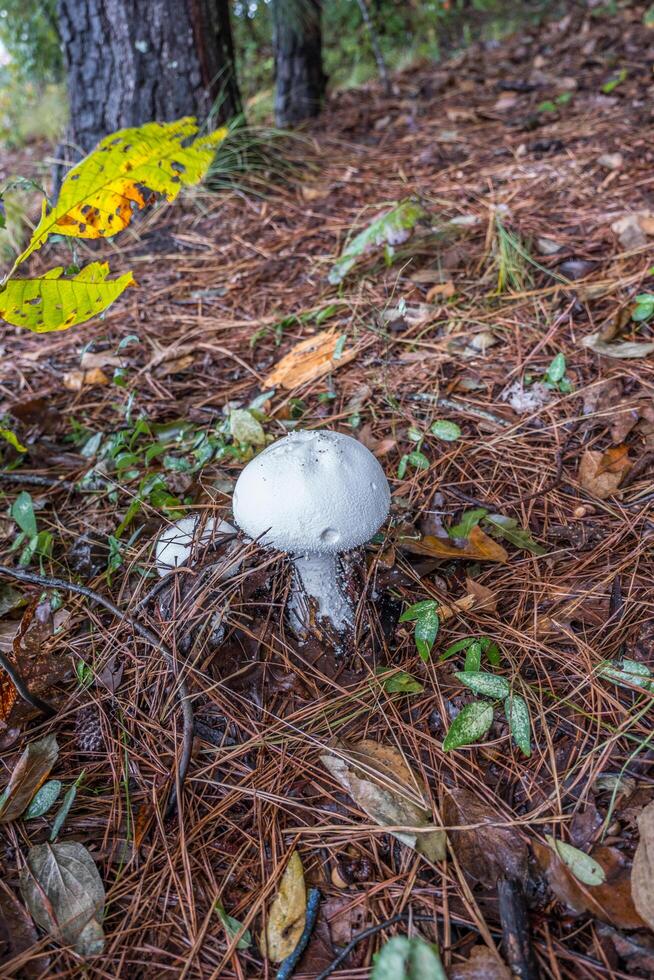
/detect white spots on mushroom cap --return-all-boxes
[155,516,237,577]
[232,429,391,554]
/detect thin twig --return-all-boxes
[0,564,192,818]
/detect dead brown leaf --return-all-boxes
[0,884,50,978]
[401,525,509,563]
[450,946,511,980]
[595,444,630,476]
[443,788,527,887]
[0,734,59,823]
[264,330,358,389]
[320,739,446,861]
[631,799,654,930]
[63,368,110,392]
[578,448,631,499]
[436,580,497,621]
[465,576,498,611]
[154,353,195,378]
[0,673,17,726]
[534,841,644,929]
[80,351,123,370]
[426,280,456,302]
[356,423,397,458]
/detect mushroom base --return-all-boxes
[288,553,353,636]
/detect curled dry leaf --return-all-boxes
[62,367,110,392]
[20,841,105,957]
[0,734,58,823]
[578,447,631,499]
[582,333,654,359]
[442,788,527,888]
[320,739,446,862]
[533,840,644,929]
[263,850,306,963]
[264,329,358,390]
[631,799,654,930]
[400,525,508,563]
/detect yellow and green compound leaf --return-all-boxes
[17,118,227,265]
[0,262,136,332]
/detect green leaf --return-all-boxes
[397,454,409,478]
[455,671,510,699]
[546,836,606,886]
[11,491,37,538]
[329,199,425,284]
[440,637,475,661]
[376,668,424,694]
[215,901,251,950]
[415,609,439,662]
[0,262,135,333]
[0,427,27,452]
[645,3,654,26]
[372,936,447,980]
[400,600,438,622]
[483,514,546,556]
[601,68,627,94]
[407,450,430,471]
[443,700,494,751]
[504,694,532,756]
[50,773,84,842]
[545,352,566,383]
[463,641,481,672]
[430,420,461,442]
[598,659,652,692]
[448,508,487,539]
[229,408,266,446]
[633,294,654,322]
[24,780,62,820]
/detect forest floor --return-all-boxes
[1,3,654,979]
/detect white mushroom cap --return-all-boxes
[155,517,237,577]
[232,430,390,555]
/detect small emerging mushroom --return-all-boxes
[155,516,240,578]
[232,429,390,635]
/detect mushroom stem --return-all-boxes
[289,553,353,634]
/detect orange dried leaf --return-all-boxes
[401,525,508,563]
[0,734,59,823]
[0,671,17,723]
[596,444,630,476]
[578,448,631,499]
[264,330,358,390]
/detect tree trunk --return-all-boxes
[272,0,326,128]
[57,0,241,159]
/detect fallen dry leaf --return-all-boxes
[534,841,644,929]
[80,351,123,370]
[263,851,306,963]
[426,280,455,302]
[582,333,654,359]
[320,739,446,861]
[401,525,509,563]
[0,673,17,725]
[264,330,358,389]
[465,576,498,612]
[631,799,654,930]
[578,448,631,499]
[0,734,59,823]
[154,353,195,378]
[356,423,397,458]
[0,884,50,978]
[443,788,527,887]
[450,945,511,980]
[436,581,497,621]
[63,367,110,392]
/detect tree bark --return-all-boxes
[272,0,326,128]
[57,0,241,159]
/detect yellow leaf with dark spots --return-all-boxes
[0,262,135,332]
[263,850,306,963]
[16,117,227,265]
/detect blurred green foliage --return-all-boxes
[0,0,62,84]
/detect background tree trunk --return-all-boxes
[57,0,241,159]
[272,0,326,127]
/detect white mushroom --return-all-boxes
[155,516,240,578]
[232,429,390,634]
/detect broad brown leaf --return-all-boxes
[263,851,306,963]
[534,841,644,929]
[443,788,527,887]
[631,799,654,929]
[0,884,50,977]
[450,946,511,980]
[578,448,631,499]
[264,330,358,389]
[401,525,508,563]
[0,734,59,823]
[0,674,17,725]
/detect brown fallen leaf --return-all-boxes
[154,353,195,378]
[578,448,631,499]
[63,367,110,392]
[320,739,446,861]
[264,330,358,390]
[631,799,654,930]
[450,945,511,980]
[0,883,50,978]
[426,280,456,302]
[443,788,527,888]
[465,576,498,612]
[0,673,17,726]
[401,525,509,563]
[80,351,123,370]
[356,423,397,458]
[436,581,497,621]
[534,841,644,929]
[263,851,306,963]
[0,734,59,823]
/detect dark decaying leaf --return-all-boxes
[20,841,105,958]
[0,884,50,978]
[0,734,59,823]
[443,788,528,888]
[449,945,511,979]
